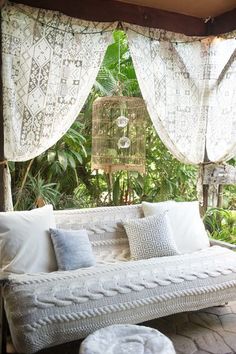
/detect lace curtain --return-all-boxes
[127,25,236,165]
[1,2,115,210]
[2,2,116,161]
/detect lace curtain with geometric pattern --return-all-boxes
[2,2,116,161]
[127,25,236,165]
[1,2,116,210]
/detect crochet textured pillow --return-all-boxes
[123,213,179,260]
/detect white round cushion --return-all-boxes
[79,324,176,354]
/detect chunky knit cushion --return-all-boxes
[123,213,179,260]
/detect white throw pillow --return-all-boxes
[0,205,57,274]
[123,213,179,260]
[142,201,210,254]
[142,200,176,216]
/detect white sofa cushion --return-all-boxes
[142,200,176,216]
[142,201,210,253]
[0,205,57,273]
[123,213,179,260]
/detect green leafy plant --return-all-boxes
[13,174,60,210]
[12,121,87,210]
[204,208,236,244]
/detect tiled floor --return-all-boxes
[7,302,236,354]
[146,301,236,354]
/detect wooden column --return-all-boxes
[0,4,7,354]
[217,184,224,208]
[0,289,7,354]
[199,164,209,217]
[201,146,210,215]
[202,183,209,214]
[0,5,4,212]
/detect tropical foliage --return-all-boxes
[204,208,236,244]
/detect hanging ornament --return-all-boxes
[117,136,131,149]
[116,115,129,128]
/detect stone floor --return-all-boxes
[7,302,236,354]
[146,301,236,354]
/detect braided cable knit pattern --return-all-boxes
[4,245,236,354]
[6,245,235,285]
[54,205,143,264]
[23,279,236,332]
[8,265,236,311]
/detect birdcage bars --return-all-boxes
[91,96,147,173]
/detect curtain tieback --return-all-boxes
[0,160,8,167]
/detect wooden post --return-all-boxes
[0,290,7,354]
[0,6,4,213]
[0,5,7,354]
[217,184,224,208]
[201,145,210,215]
[202,184,209,213]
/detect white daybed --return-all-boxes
[1,204,236,353]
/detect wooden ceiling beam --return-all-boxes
[6,0,236,36]
[211,8,236,35]
[12,0,206,36]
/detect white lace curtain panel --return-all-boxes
[2,2,116,161]
[127,25,236,165]
[1,2,116,210]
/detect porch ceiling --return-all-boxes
[115,0,236,19]
[6,0,236,36]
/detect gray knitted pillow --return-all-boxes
[123,213,179,260]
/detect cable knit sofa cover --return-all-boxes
[2,204,236,353]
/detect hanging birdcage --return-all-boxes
[91,96,148,173]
